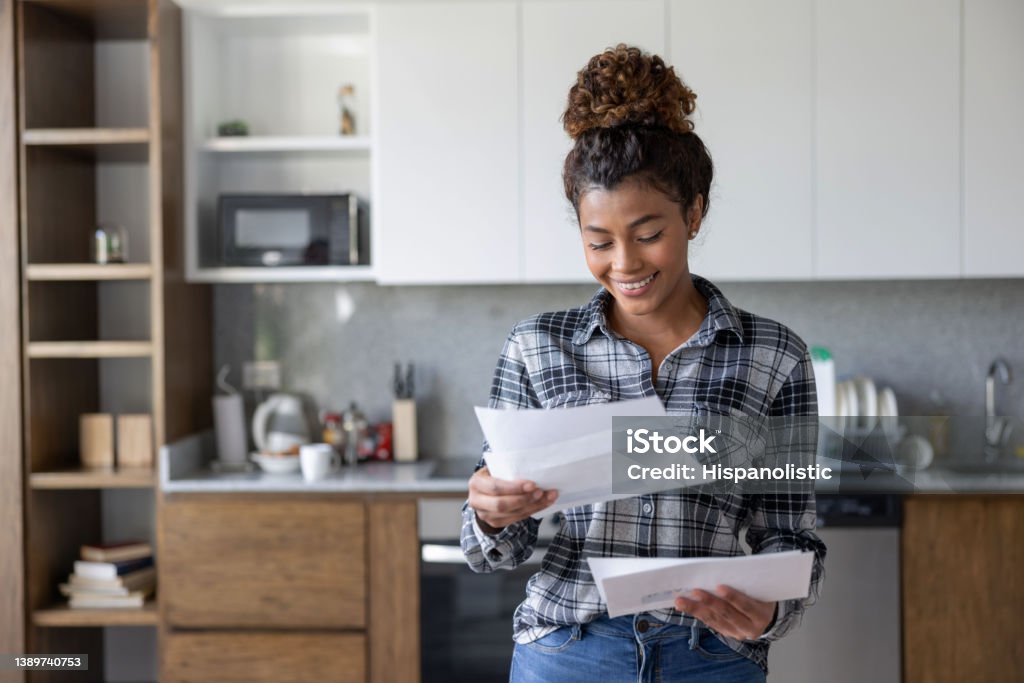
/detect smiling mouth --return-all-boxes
[614,272,658,291]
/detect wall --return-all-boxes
[213,276,1024,462]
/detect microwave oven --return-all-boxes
[217,193,369,267]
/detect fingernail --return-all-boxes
[533,490,543,500]
[547,491,558,500]
[523,482,536,493]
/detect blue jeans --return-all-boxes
[510,614,765,683]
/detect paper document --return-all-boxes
[587,551,814,618]
[476,397,681,515]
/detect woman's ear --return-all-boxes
[687,196,704,238]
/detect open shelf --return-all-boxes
[33,601,158,628]
[27,341,153,358]
[202,135,371,153]
[30,468,155,489]
[26,263,153,281]
[188,265,375,283]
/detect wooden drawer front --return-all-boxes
[162,498,366,628]
[163,631,366,683]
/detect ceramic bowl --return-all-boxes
[252,452,301,474]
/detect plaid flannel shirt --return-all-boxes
[460,275,826,672]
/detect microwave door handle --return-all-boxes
[349,194,359,265]
[421,543,547,565]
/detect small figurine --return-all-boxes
[337,84,356,136]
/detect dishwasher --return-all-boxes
[767,494,902,682]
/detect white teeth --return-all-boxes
[618,274,655,290]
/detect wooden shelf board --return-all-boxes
[33,601,158,628]
[202,135,372,153]
[27,341,153,358]
[26,263,153,281]
[23,128,150,146]
[30,468,155,489]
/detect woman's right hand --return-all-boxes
[468,466,558,533]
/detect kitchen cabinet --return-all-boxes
[670,0,814,281]
[159,494,419,683]
[814,0,960,278]
[902,496,1024,682]
[520,0,665,283]
[963,0,1024,276]
[375,2,519,284]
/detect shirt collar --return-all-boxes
[571,274,745,346]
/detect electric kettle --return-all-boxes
[252,393,314,453]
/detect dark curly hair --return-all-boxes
[562,44,713,221]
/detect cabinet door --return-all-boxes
[161,497,365,629]
[815,0,960,278]
[163,631,366,683]
[670,0,814,281]
[963,0,1024,276]
[375,2,519,284]
[521,1,665,283]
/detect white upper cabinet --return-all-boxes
[374,2,519,284]
[963,0,1024,276]
[521,1,665,283]
[815,0,960,278]
[670,0,814,281]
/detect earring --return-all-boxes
[689,230,697,239]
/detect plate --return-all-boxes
[252,452,301,474]
[854,377,877,430]
[878,387,898,418]
[843,381,859,433]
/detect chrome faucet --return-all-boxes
[984,358,1013,463]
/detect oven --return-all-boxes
[418,499,559,683]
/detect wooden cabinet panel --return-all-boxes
[375,2,519,284]
[815,0,960,278]
[162,631,365,683]
[963,0,1024,276]
[161,497,365,629]
[902,496,1024,682]
[671,0,814,281]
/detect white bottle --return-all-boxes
[810,347,836,416]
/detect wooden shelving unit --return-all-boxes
[33,601,158,628]
[30,468,156,489]
[12,0,213,677]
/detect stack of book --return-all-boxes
[60,540,156,609]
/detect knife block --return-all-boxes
[392,399,418,463]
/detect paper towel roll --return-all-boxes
[214,394,248,465]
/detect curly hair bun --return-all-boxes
[562,44,696,139]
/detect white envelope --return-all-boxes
[587,550,814,618]
[476,397,675,516]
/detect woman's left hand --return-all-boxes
[674,585,776,641]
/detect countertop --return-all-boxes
[161,432,1024,495]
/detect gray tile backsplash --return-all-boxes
[214,278,1024,460]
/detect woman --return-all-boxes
[461,45,826,682]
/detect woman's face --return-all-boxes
[578,179,700,321]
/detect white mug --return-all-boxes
[300,443,340,482]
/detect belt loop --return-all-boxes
[571,623,583,642]
[689,622,701,651]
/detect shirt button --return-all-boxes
[642,503,653,515]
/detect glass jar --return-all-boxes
[92,223,127,264]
